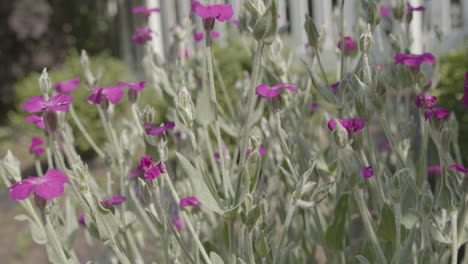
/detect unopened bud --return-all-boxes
[249,126,263,151]
[80,50,96,85]
[44,110,58,133]
[305,15,320,48]
[39,68,52,98]
[367,1,381,29]
[175,87,196,127]
[360,25,373,54]
[418,190,434,217]
[333,120,349,148]
[142,105,155,124]
[312,181,333,203]
[440,125,451,153]
[271,94,282,113]
[393,0,405,21]
[100,97,110,111]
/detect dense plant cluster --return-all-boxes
[2,1,468,264]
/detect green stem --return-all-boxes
[451,210,459,264]
[353,187,387,264]
[272,199,298,264]
[69,104,105,158]
[339,0,345,80]
[35,158,43,176]
[394,202,401,264]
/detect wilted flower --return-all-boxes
[180,197,202,207]
[337,36,356,52]
[144,122,175,135]
[189,1,234,22]
[407,3,425,12]
[54,78,80,94]
[427,165,441,175]
[424,107,450,120]
[100,195,126,209]
[255,83,296,98]
[86,85,124,105]
[25,115,45,129]
[21,94,74,113]
[380,5,391,17]
[132,28,153,45]
[394,53,435,68]
[461,71,468,107]
[29,136,45,156]
[8,169,69,200]
[131,6,160,17]
[361,166,374,178]
[414,93,437,108]
[448,164,468,173]
[327,118,366,134]
[194,31,220,42]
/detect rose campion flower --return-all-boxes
[190,1,234,22]
[132,28,153,45]
[180,196,202,207]
[330,82,340,95]
[461,71,468,107]
[424,107,450,120]
[194,31,220,42]
[54,77,80,93]
[8,168,69,200]
[337,36,356,52]
[448,164,468,173]
[327,118,366,134]
[144,122,175,135]
[86,85,124,105]
[78,213,86,226]
[427,165,441,175]
[407,3,425,12]
[117,81,146,91]
[21,94,74,113]
[246,145,266,156]
[255,83,296,98]
[380,5,391,17]
[394,53,435,68]
[25,115,46,129]
[29,136,45,156]
[172,216,185,230]
[232,19,240,26]
[414,93,437,108]
[138,156,166,180]
[361,166,374,178]
[100,195,126,210]
[128,170,140,179]
[131,6,160,17]
[310,103,320,112]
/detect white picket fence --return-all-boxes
[141,0,468,59]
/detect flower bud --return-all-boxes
[439,125,451,153]
[39,68,52,98]
[333,120,349,148]
[44,110,58,133]
[253,0,277,44]
[249,126,263,151]
[141,105,155,124]
[367,1,381,30]
[304,15,320,48]
[175,87,196,127]
[359,25,373,54]
[312,181,333,204]
[158,135,169,162]
[388,168,410,202]
[271,94,282,113]
[80,50,96,85]
[100,97,110,111]
[128,89,138,104]
[418,190,434,218]
[392,0,405,21]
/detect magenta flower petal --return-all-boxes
[78,213,86,226]
[424,107,450,120]
[102,87,125,104]
[310,103,320,112]
[117,81,146,91]
[415,93,437,108]
[327,118,366,134]
[29,136,45,156]
[25,115,46,129]
[361,166,374,178]
[210,31,220,38]
[259,145,266,156]
[191,1,234,22]
[54,77,80,93]
[194,32,204,42]
[9,169,69,200]
[337,36,356,51]
[87,88,104,104]
[394,53,435,67]
[132,28,153,45]
[407,3,425,12]
[45,94,74,112]
[380,5,391,17]
[461,71,468,107]
[255,83,297,98]
[180,196,202,207]
[448,164,468,173]
[172,216,185,230]
[21,96,47,113]
[132,6,160,16]
[100,195,126,207]
[427,165,441,175]
[145,122,176,135]
[330,82,340,95]
[144,163,165,180]
[138,156,154,171]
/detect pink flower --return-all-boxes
[21,94,74,113]
[78,213,86,226]
[330,82,340,95]
[100,195,126,209]
[8,168,69,200]
[29,136,45,156]
[25,115,45,129]
[138,156,165,180]
[448,164,468,173]
[176,49,190,59]
[407,3,425,12]
[128,170,140,179]
[414,93,437,108]
[394,53,435,68]
[361,166,374,178]
[255,83,296,98]
[132,28,153,45]
[117,81,146,91]
[180,196,201,207]
[144,122,175,135]
[138,156,155,171]
[190,1,234,22]
[246,145,266,156]
[131,6,160,17]
[327,118,366,134]
[54,77,80,93]
[424,107,450,120]
[337,36,356,51]
[172,216,185,230]
[310,103,320,112]
[193,31,220,42]
[232,19,240,25]
[86,85,124,105]
[461,71,468,107]
[380,5,391,17]
[427,165,441,175]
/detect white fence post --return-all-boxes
[409,0,423,53]
[463,0,468,33]
[147,0,164,57]
[312,0,333,49]
[344,0,357,32]
[159,0,177,56]
[430,0,451,34]
[290,0,309,52]
[277,0,287,28]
